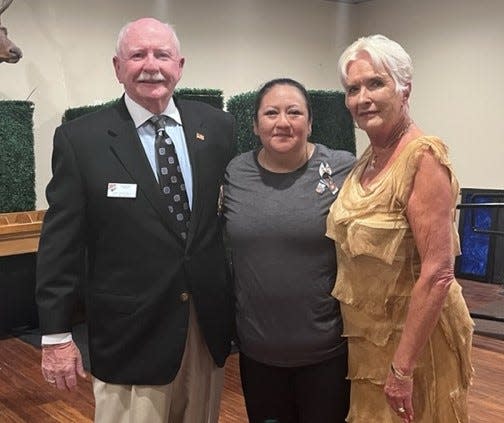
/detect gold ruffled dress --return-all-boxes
[326,136,474,422]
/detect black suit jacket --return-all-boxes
[36,97,236,384]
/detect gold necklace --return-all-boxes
[369,118,412,170]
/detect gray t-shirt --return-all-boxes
[224,144,355,366]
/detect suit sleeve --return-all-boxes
[36,126,87,334]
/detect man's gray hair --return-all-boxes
[115,19,181,57]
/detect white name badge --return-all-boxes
[107,183,137,198]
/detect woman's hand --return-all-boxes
[384,371,414,422]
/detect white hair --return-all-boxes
[338,34,413,95]
[115,19,181,57]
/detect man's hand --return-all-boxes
[41,341,87,391]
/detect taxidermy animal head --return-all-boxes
[0,0,22,64]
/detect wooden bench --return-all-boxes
[0,210,45,257]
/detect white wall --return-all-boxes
[0,0,501,209]
[346,0,504,190]
[1,0,352,209]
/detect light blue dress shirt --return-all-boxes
[124,94,194,210]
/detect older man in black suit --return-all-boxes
[36,17,235,422]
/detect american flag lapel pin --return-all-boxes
[196,132,205,141]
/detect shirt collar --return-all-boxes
[124,93,183,128]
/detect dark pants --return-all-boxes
[239,350,350,423]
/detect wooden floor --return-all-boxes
[0,279,502,422]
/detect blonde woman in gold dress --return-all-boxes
[326,34,474,422]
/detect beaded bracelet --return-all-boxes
[390,363,413,381]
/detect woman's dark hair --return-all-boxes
[253,78,312,123]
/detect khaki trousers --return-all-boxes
[92,301,225,423]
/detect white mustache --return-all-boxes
[136,72,166,82]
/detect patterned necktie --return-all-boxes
[150,115,191,241]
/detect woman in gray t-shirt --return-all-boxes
[223,78,355,423]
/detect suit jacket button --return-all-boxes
[180,292,190,302]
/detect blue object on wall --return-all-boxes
[458,196,492,278]
[455,188,504,283]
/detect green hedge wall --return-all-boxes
[226,90,355,155]
[175,88,224,110]
[62,99,119,122]
[309,90,355,155]
[0,101,35,213]
[62,89,355,157]
[62,88,224,122]
[1,89,354,212]
[226,92,258,154]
